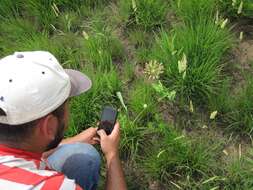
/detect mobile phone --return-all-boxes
[98,106,118,135]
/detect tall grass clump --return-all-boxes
[116,0,169,31]
[149,0,234,105]
[151,21,233,104]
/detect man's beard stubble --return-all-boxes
[45,118,65,151]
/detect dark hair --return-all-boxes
[0,101,66,144]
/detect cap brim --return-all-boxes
[65,69,92,97]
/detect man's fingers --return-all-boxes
[97,129,107,139]
[90,140,99,145]
[111,122,120,137]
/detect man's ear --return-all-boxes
[37,114,58,140]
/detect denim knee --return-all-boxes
[47,142,101,172]
[47,143,101,190]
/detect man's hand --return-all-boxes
[62,127,98,145]
[97,122,120,161]
[97,122,127,190]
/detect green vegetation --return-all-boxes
[1,0,253,189]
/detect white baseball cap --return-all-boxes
[0,51,92,125]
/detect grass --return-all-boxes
[1,0,253,189]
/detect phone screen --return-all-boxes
[98,106,118,135]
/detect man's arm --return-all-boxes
[105,153,127,190]
[61,127,98,145]
[97,122,127,190]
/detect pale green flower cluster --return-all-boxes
[144,60,164,80]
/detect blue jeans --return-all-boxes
[47,143,101,190]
